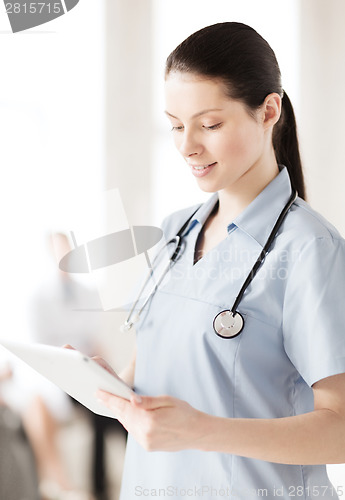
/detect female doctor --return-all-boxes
[98,23,345,499]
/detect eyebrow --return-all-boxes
[164,108,223,120]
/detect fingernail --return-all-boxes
[96,390,107,401]
[133,393,142,404]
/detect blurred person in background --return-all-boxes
[0,363,39,500]
[1,232,105,500]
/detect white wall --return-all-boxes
[103,0,154,369]
[299,0,345,236]
[0,2,105,337]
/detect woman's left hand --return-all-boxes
[97,390,206,452]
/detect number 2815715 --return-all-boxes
[5,3,62,14]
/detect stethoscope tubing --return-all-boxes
[122,189,298,336]
[122,235,184,331]
[230,189,298,314]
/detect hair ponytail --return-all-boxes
[273,92,306,200]
[166,22,306,200]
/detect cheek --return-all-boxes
[218,125,262,161]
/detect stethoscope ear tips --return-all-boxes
[213,310,244,339]
[120,313,141,333]
[120,323,131,333]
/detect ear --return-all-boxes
[262,93,281,129]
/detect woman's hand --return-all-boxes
[63,343,125,385]
[97,391,207,452]
[63,344,135,386]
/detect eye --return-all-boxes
[171,125,184,132]
[203,122,223,131]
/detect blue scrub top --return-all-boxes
[119,167,345,500]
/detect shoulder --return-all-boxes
[279,197,345,287]
[282,196,344,250]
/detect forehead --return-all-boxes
[164,72,229,112]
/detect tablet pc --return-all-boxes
[0,340,134,418]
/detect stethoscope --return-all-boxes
[121,189,298,339]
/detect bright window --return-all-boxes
[0,0,105,342]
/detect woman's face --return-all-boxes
[164,72,268,194]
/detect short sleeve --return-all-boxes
[283,236,345,386]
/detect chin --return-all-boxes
[195,179,221,194]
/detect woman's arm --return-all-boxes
[195,372,345,464]
[98,371,345,464]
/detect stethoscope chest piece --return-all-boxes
[213,310,244,339]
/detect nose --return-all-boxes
[177,129,203,158]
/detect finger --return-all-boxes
[96,391,129,427]
[91,356,118,378]
[97,389,130,417]
[130,393,143,404]
[63,344,76,350]
[132,395,174,410]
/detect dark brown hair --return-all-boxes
[165,22,305,199]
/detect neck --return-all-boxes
[216,151,279,223]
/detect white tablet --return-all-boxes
[0,340,134,418]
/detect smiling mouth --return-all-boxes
[190,162,217,170]
[189,162,217,178]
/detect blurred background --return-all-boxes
[0,0,344,498]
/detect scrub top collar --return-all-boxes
[180,166,293,249]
